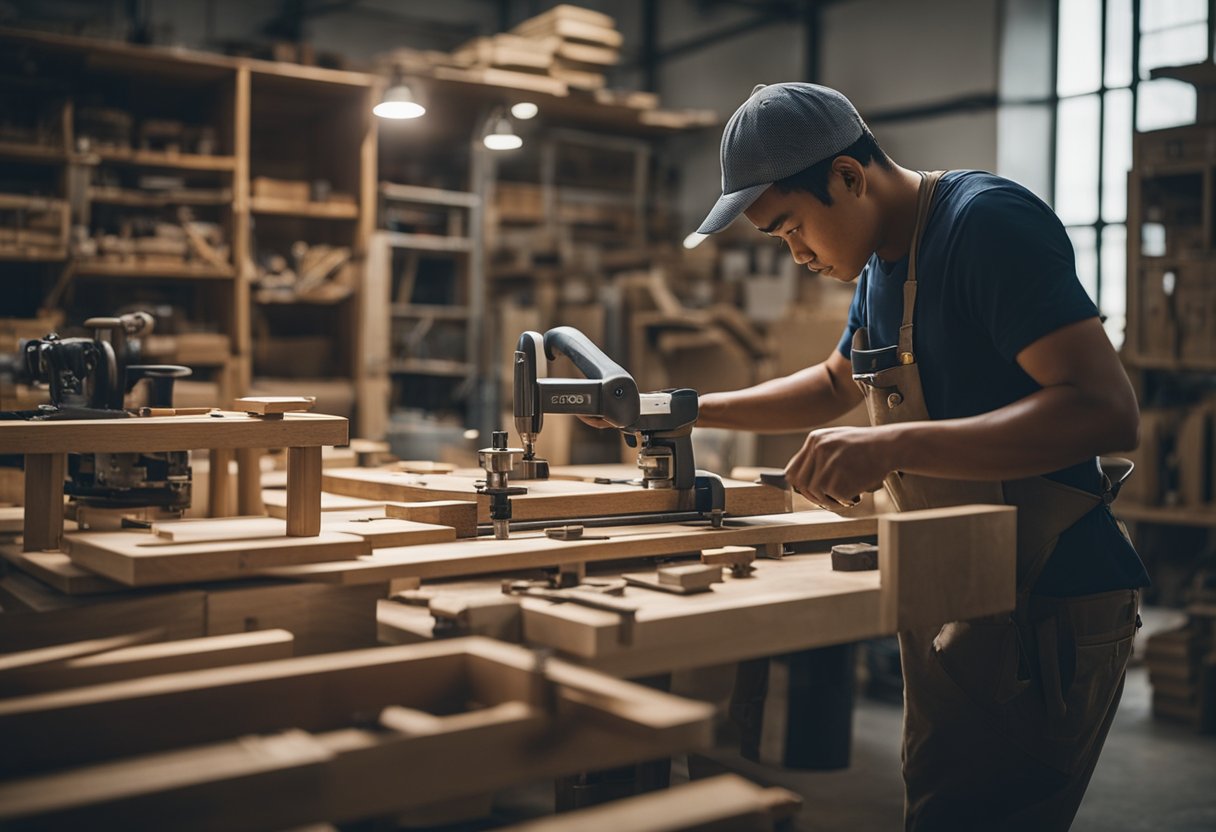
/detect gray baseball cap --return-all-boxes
[697,82,867,234]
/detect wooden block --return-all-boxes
[658,563,722,590]
[0,630,294,696]
[287,445,323,536]
[23,453,65,552]
[65,529,369,587]
[203,583,384,654]
[236,448,264,515]
[385,501,479,539]
[831,542,878,572]
[878,505,1017,632]
[234,396,316,416]
[701,545,756,572]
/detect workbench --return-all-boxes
[1,410,347,550]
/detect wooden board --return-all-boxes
[149,513,456,549]
[321,468,790,523]
[263,489,384,517]
[0,411,347,455]
[262,510,875,585]
[65,529,370,587]
[0,545,123,595]
[0,630,294,696]
[502,774,798,832]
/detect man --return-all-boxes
[694,83,1149,830]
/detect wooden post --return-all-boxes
[236,448,264,516]
[286,446,322,536]
[23,453,66,552]
[208,448,234,518]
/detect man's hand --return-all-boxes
[784,425,894,509]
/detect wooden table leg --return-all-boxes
[208,448,235,518]
[23,453,66,552]
[236,448,264,516]
[286,446,322,536]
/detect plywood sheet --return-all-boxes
[0,545,123,595]
[262,489,384,517]
[65,529,370,587]
[321,468,789,523]
[263,510,876,585]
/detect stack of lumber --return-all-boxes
[1147,608,1216,732]
[451,5,621,92]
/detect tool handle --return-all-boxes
[543,327,630,382]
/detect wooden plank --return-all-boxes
[0,545,122,595]
[322,468,789,523]
[501,774,797,832]
[0,637,713,781]
[0,630,294,696]
[263,510,876,585]
[203,583,384,654]
[149,514,454,549]
[878,504,1017,632]
[233,396,316,415]
[22,453,65,551]
[0,412,348,455]
[287,445,323,536]
[263,489,384,517]
[0,631,159,676]
[384,501,479,538]
[65,529,369,587]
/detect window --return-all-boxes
[1052,0,1207,348]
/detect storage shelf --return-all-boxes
[88,187,233,208]
[83,147,237,171]
[390,358,473,377]
[391,304,470,320]
[250,196,358,219]
[383,231,473,253]
[73,261,235,279]
[0,140,68,165]
[1123,352,1216,373]
[0,247,67,262]
[379,182,478,208]
[1115,502,1216,526]
[0,193,67,211]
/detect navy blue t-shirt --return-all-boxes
[836,170,1149,597]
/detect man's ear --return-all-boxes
[834,157,866,198]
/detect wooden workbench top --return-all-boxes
[0,411,348,454]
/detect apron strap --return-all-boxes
[898,170,947,363]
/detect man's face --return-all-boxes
[743,160,878,282]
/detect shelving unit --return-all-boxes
[0,28,378,428]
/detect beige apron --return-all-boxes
[853,171,1140,831]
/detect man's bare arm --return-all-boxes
[697,350,863,433]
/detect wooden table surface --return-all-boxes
[0,411,348,454]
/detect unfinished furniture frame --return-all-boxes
[0,637,714,831]
[2,410,347,551]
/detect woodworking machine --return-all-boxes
[1,312,194,514]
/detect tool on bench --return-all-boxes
[476,430,528,539]
[1,312,194,514]
[503,325,729,533]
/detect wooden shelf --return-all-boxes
[383,231,473,253]
[1115,502,1216,526]
[1122,352,1216,373]
[0,140,68,165]
[0,193,67,212]
[88,187,233,208]
[0,247,67,262]
[379,183,479,208]
[84,147,237,172]
[250,197,359,219]
[73,261,235,279]
[391,304,470,320]
[390,358,473,377]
